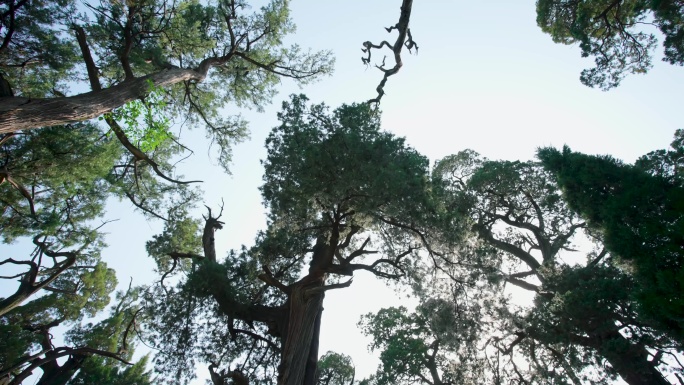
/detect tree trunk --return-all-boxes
[34,355,84,385]
[278,282,325,385]
[594,330,669,385]
[0,68,202,133]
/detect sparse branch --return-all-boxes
[233,52,326,80]
[2,174,36,216]
[478,227,542,272]
[0,240,77,317]
[124,191,169,221]
[500,331,526,355]
[362,0,417,105]
[337,225,362,251]
[73,25,102,91]
[378,216,442,257]
[344,236,375,263]
[232,327,279,352]
[306,278,353,296]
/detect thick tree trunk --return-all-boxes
[278,282,325,385]
[594,330,669,385]
[34,355,84,385]
[0,68,202,133]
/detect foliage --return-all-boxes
[536,0,684,89]
[142,95,446,385]
[102,81,171,153]
[316,352,355,385]
[261,94,432,231]
[430,150,679,384]
[538,138,684,342]
[0,0,79,97]
[67,355,152,385]
[359,296,487,385]
[0,0,334,172]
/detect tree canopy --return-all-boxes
[538,131,684,343]
[2,1,683,384]
[140,94,450,385]
[536,0,684,89]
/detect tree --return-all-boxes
[432,151,679,385]
[0,265,145,385]
[0,123,121,317]
[536,0,684,89]
[538,134,684,344]
[0,122,174,384]
[143,94,449,385]
[0,0,333,173]
[316,352,355,385]
[359,297,486,385]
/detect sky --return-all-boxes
[2,0,684,383]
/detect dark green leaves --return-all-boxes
[535,0,679,89]
[261,94,430,231]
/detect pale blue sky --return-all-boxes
[2,0,683,382]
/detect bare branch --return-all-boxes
[362,0,417,106]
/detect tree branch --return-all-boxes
[362,0,417,106]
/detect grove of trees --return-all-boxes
[1,0,682,384]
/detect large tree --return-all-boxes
[431,152,679,385]
[359,296,487,385]
[0,0,333,173]
[142,94,451,385]
[536,0,684,89]
[538,131,684,344]
[0,121,182,384]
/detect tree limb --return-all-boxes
[362,0,417,106]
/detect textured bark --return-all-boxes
[595,330,669,385]
[278,283,324,385]
[0,68,202,133]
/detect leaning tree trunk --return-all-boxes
[0,68,203,133]
[594,329,669,385]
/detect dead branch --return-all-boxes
[362,0,417,106]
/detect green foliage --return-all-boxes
[103,81,171,152]
[68,355,152,385]
[536,0,683,89]
[359,299,485,385]
[316,351,355,385]
[2,0,333,173]
[538,143,684,340]
[359,306,432,385]
[261,94,432,232]
[146,209,203,273]
[0,124,121,244]
[0,0,80,97]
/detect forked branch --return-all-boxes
[362,0,417,106]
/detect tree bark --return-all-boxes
[0,68,203,133]
[278,282,325,385]
[594,330,669,385]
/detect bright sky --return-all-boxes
[2,0,683,383]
